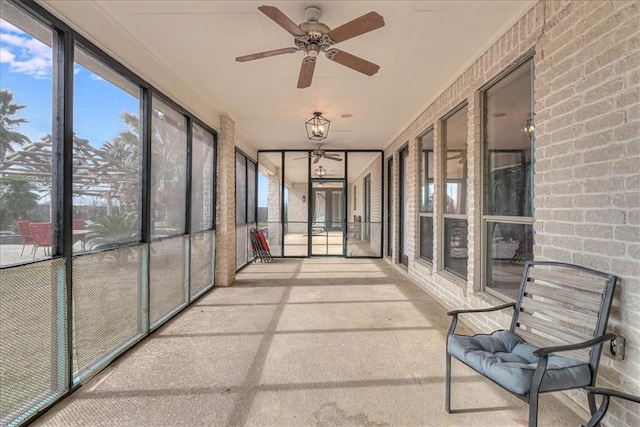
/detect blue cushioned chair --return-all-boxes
[445,261,617,427]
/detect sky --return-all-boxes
[1,18,138,147]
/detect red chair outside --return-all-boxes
[73,218,87,250]
[16,220,34,256]
[30,222,52,259]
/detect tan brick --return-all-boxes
[613,192,640,209]
[551,153,583,171]
[573,161,611,179]
[583,144,625,164]
[575,194,613,208]
[545,168,573,183]
[626,175,640,190]
[544,221,575,235]
[611,257,640,277]
[576,98,616,123]
[584,112,626,134]
[584,239,626,257]
[614,158,640,176]
[614,226,640,242]
[576,130,614,150]
[583,177,625,193]
[576,224,614,239]
[551,209,584,222]
[615,87,640,109]
[543,246,573,262]
[551,235,583,250]
[572,252,611,271]
[584,79,626,105]
[614,122,640,141]
[585,209,626,224]
[551,124,584,143]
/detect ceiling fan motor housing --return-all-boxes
[304,6,322,22]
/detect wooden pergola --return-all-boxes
[0,135,137,213]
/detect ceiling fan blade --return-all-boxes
[326,11,385,44]
[297,56,316,89]
[236,47,299,62]
[258,5,306,37]
[293,155,311,160]
[326,49,379,76]
[313,156,321,164]
[324,155,343,162]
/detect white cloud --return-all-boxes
[0,20,22,34]
[1,19,52,78]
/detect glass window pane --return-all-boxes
[420,130,434,213]
[235,152,246,224]
[283,152,308,256]
[258,152,282,256]
[151,97,187,239]
[73,45,142,251]
[0,6,54,266]
[484,59,533,217]
[191,123,214,232]
[486,222,533,299]
[247,160,256,223]
[444,218,468,279]
[443,106,468,215]
[420,216,433,262]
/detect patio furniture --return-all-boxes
[16,220,35,256]
[30,222,52,259]
[72,218,87,250]
[580,387,640,427]
[445,261,617,427]
[250,228,272,263]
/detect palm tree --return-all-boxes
[0,178,39,224]
[0,89,31,163]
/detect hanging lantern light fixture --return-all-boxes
[305,112,330,141]
[314,165,327,179]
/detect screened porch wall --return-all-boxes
[382,1,640,425]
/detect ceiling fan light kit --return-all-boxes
[236,5,385,88]
[305,112,330,141]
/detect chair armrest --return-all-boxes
[447,302,515,316]
[533,333,616,357]
[583,387,640,404]
[446,302,515,336]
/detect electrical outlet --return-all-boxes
[607,335,626,361]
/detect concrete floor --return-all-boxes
[34,258,588,426]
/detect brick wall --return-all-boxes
[383,1,639,423]
[215,115,236,286]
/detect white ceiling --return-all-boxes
[40,1,535,152]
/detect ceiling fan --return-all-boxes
[295,145,343,163]
[236,5,385,88]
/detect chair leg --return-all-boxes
[445,352,452,413]
[529,392,539,427]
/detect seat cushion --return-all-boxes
[448,330,592,395]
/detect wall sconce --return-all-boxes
[301,195,306,203]
[522,117,535,137]
[305,112,330,141]
[314,165,327,178]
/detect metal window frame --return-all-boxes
[480,53,536,299]
[418,127,435,263]
[257,149,384,259]
[439,102,469,279]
